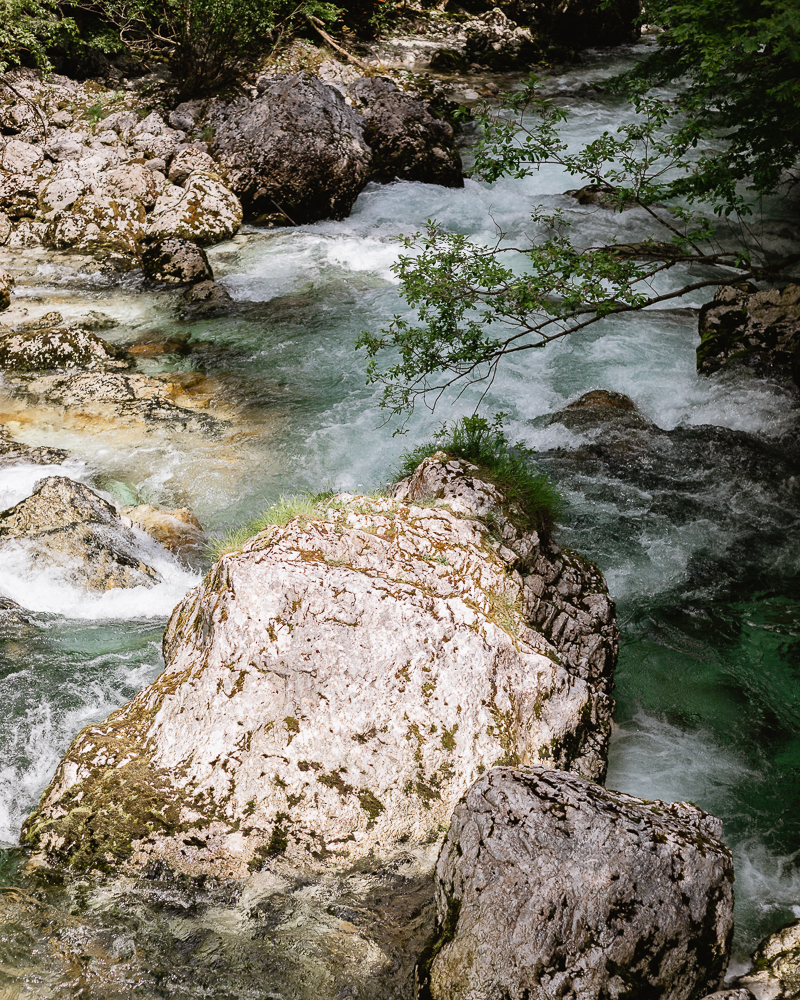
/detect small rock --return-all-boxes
[0,325,127,372]
[146,157,168,174]
[101,110,139,135]
[0,210,11,244]
[566,389,638,411]
[421,766,734,1000]
[141,237,213,284]
[121,503,205,562]
[0,476,162,591]
[169,104,201,131]
[0,269,12,311]
[182,279,232,314]
[168,146,216,185]
[0,138,44,174]
[700,991,756,1000]
[50,109,73,127]
[131,111,166,137]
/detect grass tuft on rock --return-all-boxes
[398,413,564,534]
[209,492,332,557]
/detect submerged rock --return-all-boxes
[208,73,373,224]
[0,324,128,371]
[698,283,800,385]
[737,918,800,999]
[21,456,617,877]
[0,423,68,466]
[349,77,463,188]
[420,766,734,1000]
[141,237,213,285]
[121,503,206,564]
[0,476,161,591]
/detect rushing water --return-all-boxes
[1,41,799,996]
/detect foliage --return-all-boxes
[617,0,800,208]
[399,413,564,533]
[72,0,340,97]
[0,0,76,73]
[357,77,800,417]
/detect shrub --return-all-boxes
[0,0,76,73]
[209,493,323,557]
[399,413,564,534]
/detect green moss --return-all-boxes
[357,789,385,829]
[317,770,354,797]
[441,724,459,751]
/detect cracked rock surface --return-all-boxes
[21,455,617,878]
[422,766,734,1000]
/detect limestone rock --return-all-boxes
[121,503,205,563]
[168,146,217,185]
[736,918,800,1000]
[99,162,164,209]
[21,458,617,877]
[0,325,127,371]
[131,111,167,137]
[349,77,463,188]
[141,237,213,285]
[101,110,139,135]
[464,9,538,69]
[45,192,145,255]
[0,476,161,591]
[208,73,373,224]
[0,210,11,244]
[145,172,242,245]
[698,283,800,385]
[0,138,44,174]
[700,991,755,1000]
[421,766,734,1000]
[0,269,12,311]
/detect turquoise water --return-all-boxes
[1,42,798,993]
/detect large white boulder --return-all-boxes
[145,171,242,245]
[22,457,617,878]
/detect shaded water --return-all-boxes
[1,41,799,995]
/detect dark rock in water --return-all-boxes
[698,283,800,385]
[182,279,233,315]
[141,237,213,285]
[419,766,734,1000]
[349,77,463,188]
[0,268,12,311]
[566,388,638,411]
[0,424,67,466]
[0,595,33,627]
[736,917,800,999]
[0,476,162,591]
[0,324,128,371]
[209,73,373,225]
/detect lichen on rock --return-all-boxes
[21,456,617,878]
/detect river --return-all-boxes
[0,40,798,997]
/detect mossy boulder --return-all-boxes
[0,324,127,372]
[737,918,800,999]
[22,457,617,878]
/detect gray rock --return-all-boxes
[141,237,213,285]
[736,918,800,1000]
[182,278,233,315]
[21,457,616,877]
[464,8,538,69]
[349,77,463,188]
[44,192,145,257]
[0,324,127,371]
[208,73,373,224]
[421,766,734,1000]
[0,476,161,591]
[0,138,44,174]
[698,283,800,385]
[168,146,216,185]
[700,991,756,1000]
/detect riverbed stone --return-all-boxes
[0,476,161,591]
[0,423,67,466]
[420,766,734,1000]
[0,324,127,371]
[349,77,463,187]
[736,918,800,1000]
[698,283,800,385]
[141,237,213,285]
[121,503,205,563]
[21,456,617,877]
[145,171,242,245]
[0,268,12,311]
[208,72,373,224]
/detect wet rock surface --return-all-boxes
[208,73,373,225]
[0,476,161,591]
[0,323,128,371]
[698,283,800,385]
[141,236,214,285]
[21,456,617,877]
[0,423,68,466]
[349,77,463,187]
[121,503,206,565]
[736,918,800,1000]
[421,766,734,1000]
